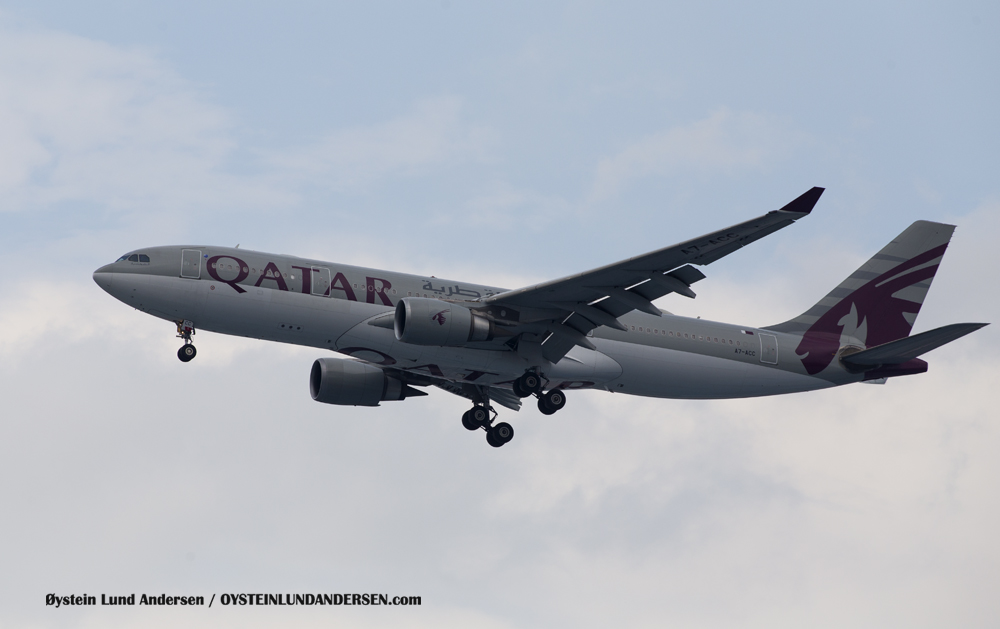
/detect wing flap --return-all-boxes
[630,265,705,302]
[433,381,523,412]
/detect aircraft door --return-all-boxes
[311,266,331,296]
[759,333,778,364]
[181,249,202,279]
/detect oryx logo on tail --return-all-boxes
[764,221,956,375]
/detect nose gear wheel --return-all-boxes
[177,344,197,362]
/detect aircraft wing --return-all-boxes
[486,187,824,363]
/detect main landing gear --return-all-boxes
[512,371,543,398]
[176,320,197,363]
[537,389,566,415]
[513,370,568,416]
[461,371,568,448]
[462,405,514,448]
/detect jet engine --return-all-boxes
[394,297,495,346]
[310,358,421,406]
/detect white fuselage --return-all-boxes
[94,245,861,402]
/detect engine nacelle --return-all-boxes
[310,358,407,406]
[394,297,494,346]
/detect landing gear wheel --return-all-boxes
[493,422,514,443]
[512,379,528,398]
[487,422,513,447]
[538,389,566,415]
[177,344,197,362]
[514,372,543,398]
[463,405,489,430]
[461,409,480,431]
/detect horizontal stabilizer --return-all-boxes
[841,322,988,368]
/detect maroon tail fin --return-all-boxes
[764,220,955,375]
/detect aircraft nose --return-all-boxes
[93,264,115,293]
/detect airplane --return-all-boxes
[93,187,987,447]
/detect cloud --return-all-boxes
[267,96,497,191]
[590,108,807,202]
[0,26,494,217]
[0,26,294,213]
[452,182,572,232]
[0,280,112,363]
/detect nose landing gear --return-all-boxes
[176,320,197,362]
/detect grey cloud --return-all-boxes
[0,27,292,213]
[590,108,808,203]
[265,96,498,192]
[0,28,494,219]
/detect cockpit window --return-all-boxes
[117,253,150,263]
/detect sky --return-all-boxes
[0,1,998,627]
